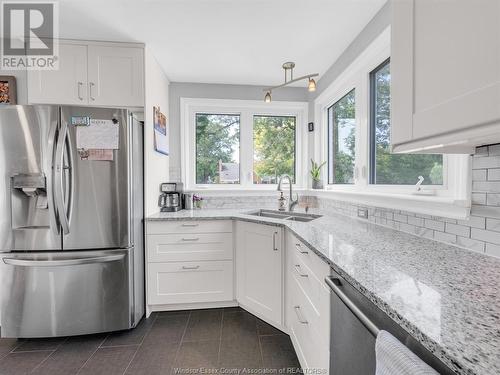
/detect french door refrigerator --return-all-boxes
[0,105,144,338]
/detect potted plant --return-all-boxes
[310,159,326,189]
[193,194,204,209]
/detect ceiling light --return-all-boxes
[264,91,272,103]
[263,62,318,101]
[308,78,316,92]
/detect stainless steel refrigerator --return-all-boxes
[0,105,144,338]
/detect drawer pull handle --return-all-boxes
[294,305,308,324]
[182,265,200,270]
[181,237,199,242]
[294,264,308,277]
[295,243,308,254]
[181,223,199,227]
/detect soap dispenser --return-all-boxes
[278,191,287,211]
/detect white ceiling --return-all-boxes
[58,0,386,86]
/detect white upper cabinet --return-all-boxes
[391,0,500,154]
[28,41,144,108]
[236,221,283,328]
[87,45,144,107]
[28,43,88,105]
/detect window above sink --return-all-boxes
[181,98,308,191]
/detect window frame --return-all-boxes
[181,98,308,191]
[312,28,470,217]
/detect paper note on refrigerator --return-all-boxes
[86,149,113,161]
[76,119,119,149]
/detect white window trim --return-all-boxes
[180,98,308,191]
[313,27,471,219]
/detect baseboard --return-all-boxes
[146,300,238,317]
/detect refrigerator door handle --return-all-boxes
[47,118,60,234]
[64,120,75,227]
[54,121,70,234]
[2,254,125,267]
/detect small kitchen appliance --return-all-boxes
[159,182,182,212]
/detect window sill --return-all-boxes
[308,189,471,220]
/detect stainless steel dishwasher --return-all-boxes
[325,270,455,375]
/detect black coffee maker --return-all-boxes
[158,183,182,212]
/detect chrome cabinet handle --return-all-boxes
[295,243,308,254]
[3,254,125,267]
[181,237,199,242]
[89,82,95,100]
[294,264,308,277]
[182,265,200,270]
[77,81,84,100]
[294,305,308,324]
[181,223,199,227]
[273,232,278,251]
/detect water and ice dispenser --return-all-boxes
[11,173,49,229]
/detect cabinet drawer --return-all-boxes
[147,260,233,305]
[287,231,330,281]
[147,220,232,235]
[291,252,330,333]
[289,277,329,370]
[147,233,233,262]
[289,274,329,347]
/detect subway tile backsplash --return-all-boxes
[192,144,500,259]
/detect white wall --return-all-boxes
[144,48,170,215]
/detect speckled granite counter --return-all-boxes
[147,209,500,375]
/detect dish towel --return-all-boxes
[375,330,440,375]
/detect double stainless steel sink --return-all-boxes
[247,209,322,222]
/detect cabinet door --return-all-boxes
[236,221,282,328]
[27,43,87,105]
[87,45,144,107]
[391,0,500,151]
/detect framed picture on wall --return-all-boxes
[153,106,169,155]
[0,76,17,105]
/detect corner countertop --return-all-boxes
[147,209,500,375]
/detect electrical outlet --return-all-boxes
[357,207,368,219]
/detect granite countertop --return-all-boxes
[147,209,500,375]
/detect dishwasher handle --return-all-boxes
[325,276,380,337]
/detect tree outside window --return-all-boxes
[195,114,240,184]
[253,115,295,184]
[328,89,356,184]
[370,60,443,185]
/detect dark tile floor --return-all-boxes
[0,307,301,375]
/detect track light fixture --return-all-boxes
[264,91,272,103]
[308,77,317,92]
[263,62,318,102]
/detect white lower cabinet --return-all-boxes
[235,221,283,329]
[145,219,331,373]
[285,230,331,373]
[145,220,235,313]
[148,260,233,305]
